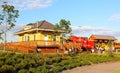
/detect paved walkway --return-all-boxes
[62,61,120,73]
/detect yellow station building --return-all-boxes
[15,20,64,42]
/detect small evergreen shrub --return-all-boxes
[0,65,14,73]
[18,69,28,73]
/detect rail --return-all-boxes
[0,41,82,53]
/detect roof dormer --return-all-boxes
[24,25,32,30]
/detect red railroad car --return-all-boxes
[70,36,94,51]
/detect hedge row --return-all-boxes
[0,52,120,73]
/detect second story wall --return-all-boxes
[19,31,61,42]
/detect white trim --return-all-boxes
[15,28,66,35]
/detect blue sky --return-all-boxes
[1,0,120,42]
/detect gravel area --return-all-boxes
[61,61,120,73]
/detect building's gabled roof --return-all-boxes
[89,34,117,41]
[15,20,65,35]
[28,20,55,30]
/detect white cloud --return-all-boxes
[72,25,110,33]
[0,0,8,2]
[71,25,120,40]
[108,14,120,22]
[4,0,53,10]
[0,24,24,42]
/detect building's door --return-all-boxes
[44,34,48,41]
[44,34,48,45]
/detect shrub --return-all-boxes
[16,58,23,64]
[45,57,53,65]
[15,54,24,59]
[59,60,71,66]
[15,60,29,70]
[29,68,37,73]
[63,63,79,70]
[18,69,28,73]
[68,63,78,69]
[0,61,3,67]
[36,65,49,73]
[5,58,16,65]
[0,52,7,57]
[5,53,15,59]
[0,65,14,73]
[52,66,63,73]
[80,60,91,66]
[36,59,44,66]
[108,52,115,58]
[28,59,36,67]
[0,57,6,62]
[0,52,120,73]
[52,56,62,63]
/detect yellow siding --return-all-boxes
[56,35,60,42]
[18,31,61,42]
[36,33,41,40]
[19,36,22,42]
[29,34,34,41]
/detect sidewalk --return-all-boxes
[62,61,120,73]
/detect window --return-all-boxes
[28,36,30,41]
[22,36,24,41]
[25,36,26,41]
[34,35,36,41]
[53,34,56,41]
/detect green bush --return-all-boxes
[14,54,25,59]
[5,58,16,65]
[36,65,49,73]
[0,61,3,67]
[52,56,62,63]
[28,59,36,67]
[0,65,14,73]
[36,59,44,66]
[81,60,91,66]
[45,57,53,65]
[0,57,6,62]
[59,60,71,66]
[63,63,79,70]
[18,69,28,73]
[0,52,120,73]
[15,60,29,70]
[0,52,7,57]
[52,66,64,73]
[29,68,37,73]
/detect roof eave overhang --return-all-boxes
[15,28,66,35]
[94,38,117,41]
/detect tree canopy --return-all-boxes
[55,19,72,40]
[0,2,19,41]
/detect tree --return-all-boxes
[55,19,72,41]
[107,40,113,52]
[0,2,19,49]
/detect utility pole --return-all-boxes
[37,21,39,33]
